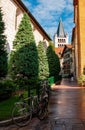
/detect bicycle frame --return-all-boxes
[12,87,49,126]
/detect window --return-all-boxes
[58,39,60,43]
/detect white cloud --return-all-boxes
[37,0,66,11]
[22,0,74,42]
[32,0,66,20]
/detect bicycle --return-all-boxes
[39,80,50,100]
[12,93,48,127]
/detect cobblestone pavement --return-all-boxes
[1,79,85,130]
[36,118,85,130]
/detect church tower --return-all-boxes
[54,19,68,48]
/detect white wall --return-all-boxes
[0,0,49,54]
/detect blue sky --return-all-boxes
[21,0,74,43]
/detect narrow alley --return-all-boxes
[1,79,85,130]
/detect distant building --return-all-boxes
[54,19,70,76]
[61,45,73,77]
[0,0,51,55]
[53,19,68,48]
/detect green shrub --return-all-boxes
[0,8,8,79]
[48,76,54,85]
[37,41,49,81]
[54,75,62,84]
[46,42,61,78]
[0,80,17,101]
[83,65,85,75]
[78,74,85,86]
[9,13,38,90]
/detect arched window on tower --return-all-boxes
[62,39,63,42]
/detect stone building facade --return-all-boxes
[61,45,72,77]
[0,0,51,55]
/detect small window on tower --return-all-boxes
[61,39,62,42]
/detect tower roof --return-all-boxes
[56,19,66,37]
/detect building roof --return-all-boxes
[14,0,51,41]
[61,44,72,57]
[73,0,78,5]
[65,44,72,49]
[56,19,66,37]
[55,44,72,58]
[55,47,64,58]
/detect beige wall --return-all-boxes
[0,0,49,54]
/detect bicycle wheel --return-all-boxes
[37,103,48,120]
[12,102,32,127]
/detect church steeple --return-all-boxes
[53,18,69,48]
[56,19,66,37]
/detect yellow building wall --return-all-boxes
[78,0,85,74]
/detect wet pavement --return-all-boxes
[1,79,85,130]
[49,88,85,119]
